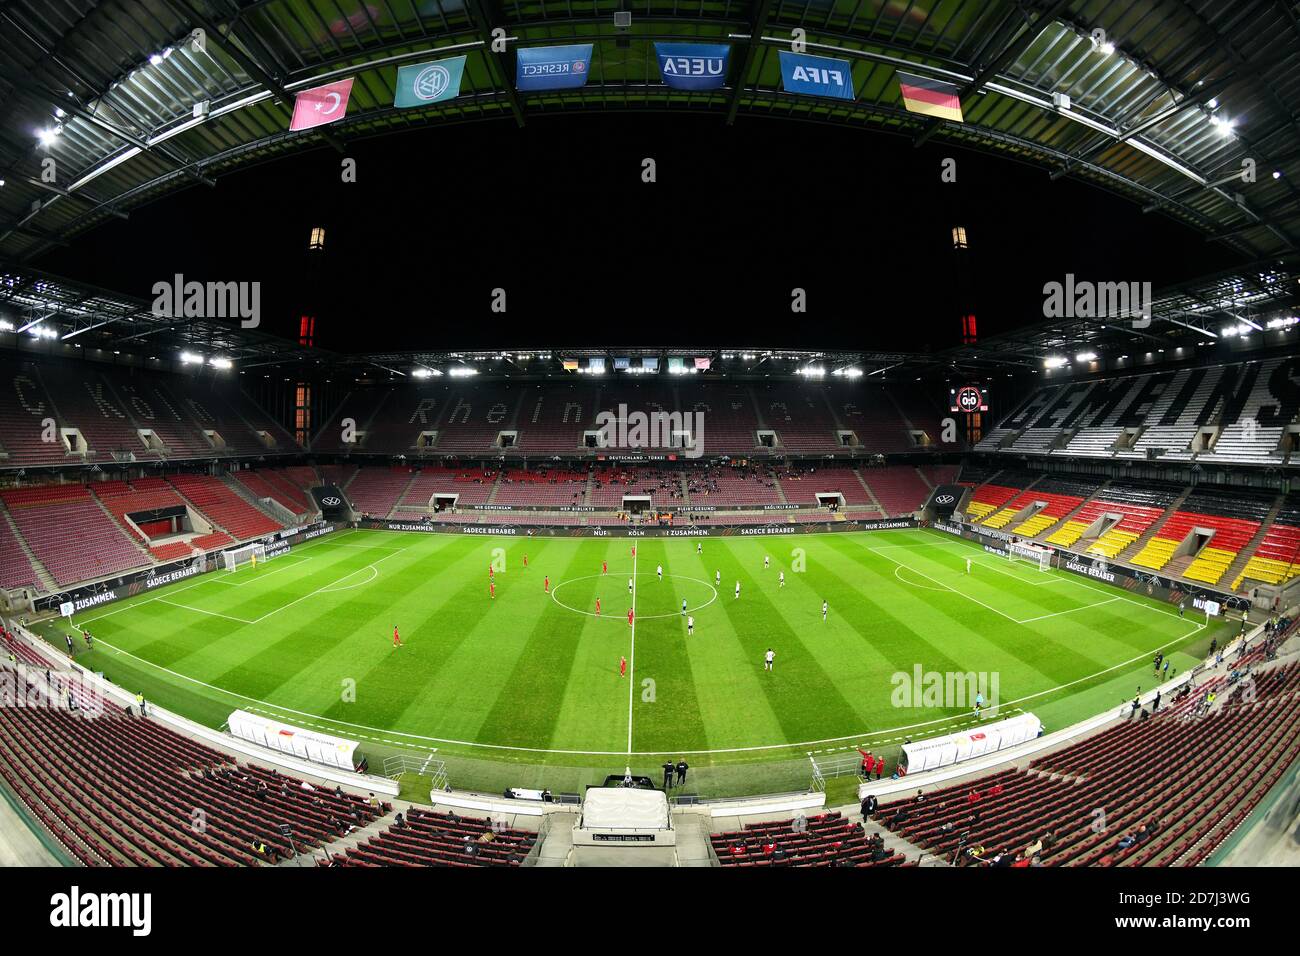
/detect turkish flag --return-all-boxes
[290,78,353,131]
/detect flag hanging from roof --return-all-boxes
[290,77,354,131]
[896,72,964,122]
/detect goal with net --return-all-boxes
[1007,541,1053,572]
[222,542,267,572]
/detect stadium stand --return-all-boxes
[1045,480,1180,558]
[778,465,874,506]
[0,359,71,466]
[232,469,312,518]
[0,508,42,591]
[517,384,598,454]
[346,467,414,518]
[1130,488,1271,583]
[874,662,1300,866]
[333,807,536,867]
[0,694,387,867]
[993,477,1095,537]
[494,468,587,507]
[964,471,1036,523]
[1233,495,1300,590]
[978,357,1299,465]
[399,466,496,510]
[712,811,907,867]
[859,465,931,515]
[424,383,521,455]
[588,466,684,508]
[167,474,283,541]
[312,389,392,454]
[1,485,145,585]
[685,464,782,506]
[835,385,915,453]
[756,385,841,453]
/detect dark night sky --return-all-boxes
[37,114,1242,354]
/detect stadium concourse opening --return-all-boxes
[0,3,1296,934]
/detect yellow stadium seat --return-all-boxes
[1046,520,1087,547]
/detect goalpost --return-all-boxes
[1007,541,1053,572]
[222,542,267,572]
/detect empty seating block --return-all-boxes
[859,466,930,515]
[1233,497,1300,589]
[1,485,145,586]
[168,475,282,541]
[0,703,386,867]
[346,467,414,518]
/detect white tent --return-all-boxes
[581,787,670,831]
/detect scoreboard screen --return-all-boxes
[949,385,989,413]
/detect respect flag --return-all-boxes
[897,72,964,122]
[516,44,594,91]
[290,77,354,131]
[395,56,467,108]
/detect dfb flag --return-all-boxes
[290,77,354,131]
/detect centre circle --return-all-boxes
[550,571,719,620]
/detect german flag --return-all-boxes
[897,72,964,122]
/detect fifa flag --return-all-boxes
[395,56,467,108]
[655,43,730,91]
[517,44,593,91]
[290,77,354,131]
[897,72,964,122]
[778,51,854,100]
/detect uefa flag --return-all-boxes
[655,43,730,91]
[395,56,466,108]
[897,72,964,122]
[290,78,354,131]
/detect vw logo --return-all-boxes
[412,64,451,102]
[935,494,955,505]
[322,496,342,506]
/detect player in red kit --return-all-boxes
[490,581,495,600]
[631,546,636,558]
[488,564,494,580]
[595,597,601,616]
[602,560,607,574]
[523,553,528,568]
[544,575,550,593]
[628,607,634,627]
[393,625,402,648]
[620,656,627,677]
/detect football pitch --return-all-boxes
[36,527,1228,797]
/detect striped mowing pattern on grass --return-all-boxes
[38,528,1223,784]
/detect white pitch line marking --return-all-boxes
[627,547,638,755]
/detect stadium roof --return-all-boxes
[3,255,1297,378]
[2,1,1300,263]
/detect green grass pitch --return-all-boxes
[35,527,1229,798]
